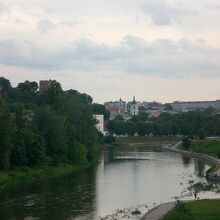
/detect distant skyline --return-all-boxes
[1,0,220,104]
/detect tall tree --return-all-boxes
[0,96,14,169]
[0,77,12,98]
[35,106,67,164]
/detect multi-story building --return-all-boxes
[142,101,163,110]
[104,98,127,113]
[105,97,140,117]
[170,100,220,112]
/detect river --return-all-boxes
[0,145,219,220]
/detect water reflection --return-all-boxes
[0,146,218,220]
[0,168,97,220]
[181,156,192,167]
[195,160,206,177]
[95,147,216,218]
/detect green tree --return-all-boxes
[35,106,67,164]
[0,96,14,169]
[44,81,65,111]
[0,77,11,98]
[25,129,46,166]
[10,130,28,166]
[132,112,149,123]
[92,103,110,119]
[18,80,38,94]
[182,136,191,150]
[125,121,137,136]
[137,122,148,136]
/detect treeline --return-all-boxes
[0,77,99,170]
[107,109,220,138]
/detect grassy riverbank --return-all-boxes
[115,136,180,145]
[0,163,92,192]
[189,140,220,158]
[162,200,220,220]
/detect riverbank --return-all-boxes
[0,163,93,193]
[115,136,180,145]
[190,140,220,158]
[140,201,176,220]
[141,199,220,220]
[140,142,220,219]
[162,199,220,220]
[104,137,180,149]
[162,142,220,181]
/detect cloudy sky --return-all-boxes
[1,0,220,103]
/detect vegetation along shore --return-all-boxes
[0,77,103,191]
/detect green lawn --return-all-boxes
[162,200,220,220]
[190,140,220,158]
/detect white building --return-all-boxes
[170,100,220,112]
[128,96,139,116]
[93,115,105,134]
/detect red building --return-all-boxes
[39,80,52,94]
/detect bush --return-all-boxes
[182,136,191,150]
[131,209,141,215]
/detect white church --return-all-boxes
[128,96,139,116]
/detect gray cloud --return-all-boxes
[38,19,56,33]
[0,36,220,78]
[38,19,80,33]
[137,0,193,25]
[0,39,56,69]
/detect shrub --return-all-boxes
[131,209,141,215]
[182,136,191,150]
[104,135,116,144]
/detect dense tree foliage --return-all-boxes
[0,96,14,169]
[0,77,99,170]
[92,103,110,119]
[107,111,220,138]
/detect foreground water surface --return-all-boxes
[0,145,219,220]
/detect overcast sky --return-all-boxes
[1,0,220,103]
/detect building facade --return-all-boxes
[170,100,220,112]
[128,96,139,116]
[105,97,141,118]
[104,98,127,113]
[94,114,105,134]
[39,80,52,94]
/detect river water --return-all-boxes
[0,145,219,220]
